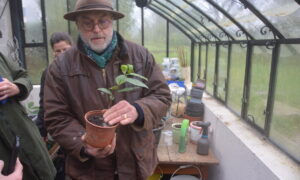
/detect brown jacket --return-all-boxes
[44,34,171,180]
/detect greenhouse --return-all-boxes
[0,0,299,179]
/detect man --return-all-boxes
[44,0,171,179]
[0,52,56,179]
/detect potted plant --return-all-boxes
[84,64,148,148]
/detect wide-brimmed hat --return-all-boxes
[64,0,124,21]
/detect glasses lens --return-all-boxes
[98,19,112,29]
[80,19,112,31]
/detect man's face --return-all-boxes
[77,12,114,53]
[53,40,72,57]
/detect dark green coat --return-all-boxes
[0,52,56,179]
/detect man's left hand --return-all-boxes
[103,100,138,125]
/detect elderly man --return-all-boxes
[44,0,171,179]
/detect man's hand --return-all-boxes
[0,78,20,100]
[0,158,23,180]
[103,100,138,125]
[81,133,116,158]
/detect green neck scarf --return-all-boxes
[83,31,117,68]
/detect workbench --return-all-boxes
[154,117,219,180]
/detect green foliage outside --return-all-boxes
[207,43,300,161]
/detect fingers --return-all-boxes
[0,78,20,98]
[14,158,23,173]
[0,160,4,171]
[103,100,138,125]
[83,134,116,159]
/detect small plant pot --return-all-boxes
[171,123,188,144]
[84,110,118,148]
[189,121,203,144]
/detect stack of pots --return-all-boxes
[183,86,204,122]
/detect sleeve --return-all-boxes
[0,52,32,101]
[36,69,48,137]
[43,61,86,161]
[132,51,172,131]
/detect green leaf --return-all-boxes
[127,64,134,74]
[115,75,127,85]
[28,102,34,108]
[97,88,112,96]
[109,85,119,90]
[117,87,139,93]
[128,73,148,81]
[121,65,128,74]
[126,78,148,89]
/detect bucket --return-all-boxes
[153,119,166,147]
[189,121,203,144]
[170,165,202,180]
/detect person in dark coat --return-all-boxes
[0,52,56,179]
[36,32,73,140]
[35,32,73,180]
[43,0,171,179]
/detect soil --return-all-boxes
[88,115,111,127]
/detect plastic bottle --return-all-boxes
[0,76,8,104]
[178,119,189,153]
[196,121,211,155]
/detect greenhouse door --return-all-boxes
[10,0,48,84]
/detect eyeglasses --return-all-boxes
[78,18,112,31]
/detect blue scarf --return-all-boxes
[83,32,117,68]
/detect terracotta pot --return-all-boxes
[84,110,118,148]
[183,113,203,122]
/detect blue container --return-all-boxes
[0,76,8,104]
[167,80,185,88]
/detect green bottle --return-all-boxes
[178,119,189,153]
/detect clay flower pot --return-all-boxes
[84,110,118,148]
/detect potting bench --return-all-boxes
[154,117,219,180]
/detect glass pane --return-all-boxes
[170,0,225,41]
[25,47,47,84]
[206,44,216,95]
[248,0,300,39]
[119,1,141,44]
[227,44,247,115]
[22,0,44,43]
[169,24,191,82]
[270,44,300,162]
[158,0,211,41]
[192,44,199,82]
[144,8,166,65]
[200,45,207,80]
[149,2,201,41]
[247,46,272,129]
[45,0,69,62]
[67,0,78,41]
[212,0,274,39]
[190,0,242,40]
[217,45,228,101]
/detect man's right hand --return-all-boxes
[81,133,116,158]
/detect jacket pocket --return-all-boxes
[130,129,158,179]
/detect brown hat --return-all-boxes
[64,0,124,21]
